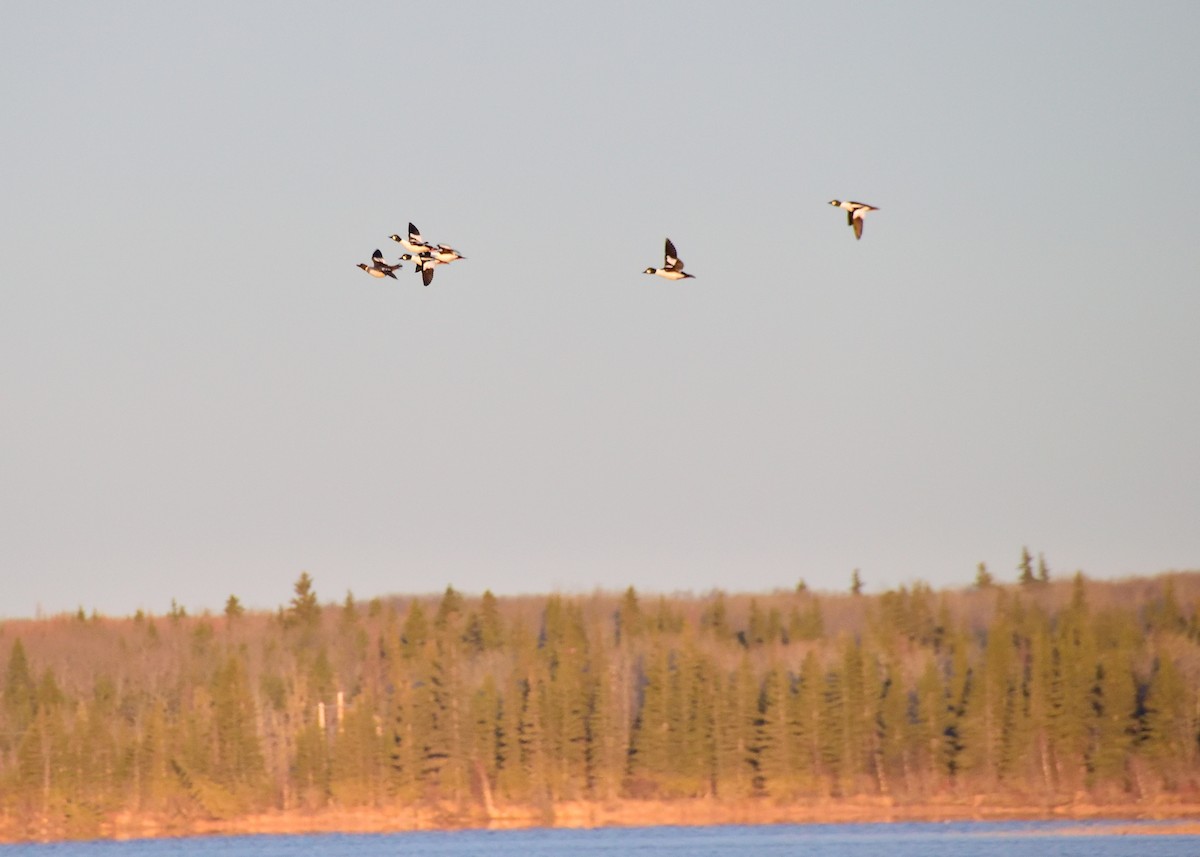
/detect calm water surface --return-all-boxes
[3,823,1196,857]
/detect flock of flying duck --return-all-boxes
[356,222,467,286]
[357,201,879,285]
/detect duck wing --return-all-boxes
[663,238,685,272]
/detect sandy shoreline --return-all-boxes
[4,798,1200,843]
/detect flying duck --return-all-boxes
[828,200,879,240]
[357,249,401,279]
[428,243,466,264]
[389,223,432,256]
[401,253,441,286]
[643,238,694,280]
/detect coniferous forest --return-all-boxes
[3,562,1200,841]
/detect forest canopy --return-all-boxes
[2,564,1199,839]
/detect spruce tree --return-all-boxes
[818,660,846,795]
[1025,616,1056,792]
[747,599,768,647]
[540,597,591,798]
[1036,553,1051,584]
[942,627,972,781]
[434,585,465,630]
[465,589,505,653]
[330,690,387,805]
[76,675,123,812]
[1141,655,1195,788]
[465,675,502,801]
[1147,578,1185,633]
[913,657,949,791]
[978,607,1020,784]
[840,637,869,789]
[788,596,824,642]
[288,572,321,629]
[1017,547,1036,586]
[713,657,757,798]
[1090,643,1137,790]
[401,599,430,659]
[700,591,731,641]
[2,640,37,743]
[479,589,504,649]
[133,699,177,811]
[789,651,823,792]
[1047,578,1097,790]
[517,661,551,803]
[677,643,717,796]
[292,720,330,808]
[585,639,624,800]
[385,665,414,799]
[874,658,909,795]
[210,655,266,805]
[494,667,527,800]
[617,586,643,641]
[15,668,69,814]
[753,663,794,797]
[628,644,670,790]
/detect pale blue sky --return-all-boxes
[3,2,1199,618]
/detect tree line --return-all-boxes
[2,564,1199,838]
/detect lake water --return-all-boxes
[2,823,1195,857]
